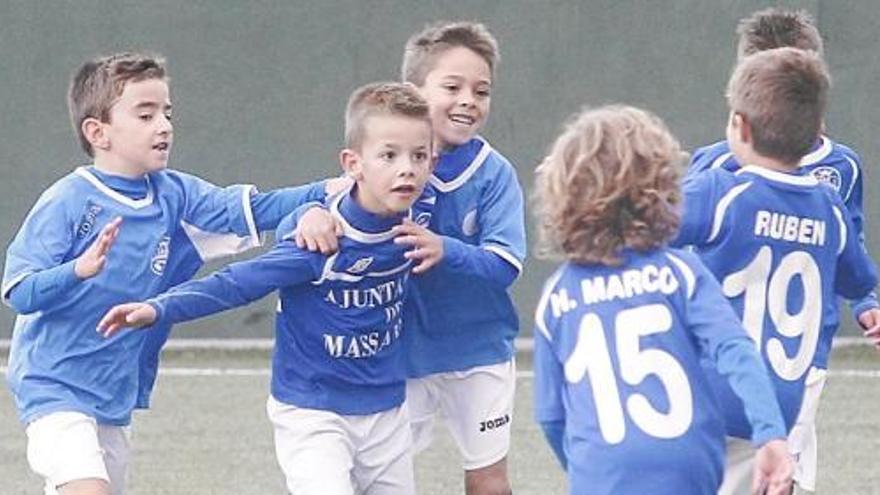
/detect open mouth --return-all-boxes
[153,142,169,151]
[449,114,476,126]
[391,184,417,194]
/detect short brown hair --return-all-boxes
[727,47,829,165]
[401,21,499,86]
[534,105,683,266]
[68,52,167,156]
[736,7,823,60]
[344,82,431,150]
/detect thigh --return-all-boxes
[26,411,111,494]
[718,436,756,495]
[438,359,516,470]
[405,377,439,454]
[266,397,356,495]
[354,405,415,495]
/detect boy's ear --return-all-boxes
[82,117,110,151]
[732,112,751,144]
[339,149,364,181]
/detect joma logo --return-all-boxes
[479,414,510,432]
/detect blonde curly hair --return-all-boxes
[534,105,684,266]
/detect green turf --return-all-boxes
[1,347,878,494]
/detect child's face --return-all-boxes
[418,46,492,151]
[100,78,173,175]
[342,114,433,216]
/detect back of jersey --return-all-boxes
[534,249,746,494]
[678,165,875,435]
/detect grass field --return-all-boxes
[2,345,880,494]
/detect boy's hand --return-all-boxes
[96,303,157,338]
[393,218,443,274]
[752,439,793,495]
[325,176,354,196]
[74,217,122,279]
[858,308,880,349]
[295,207,343,254]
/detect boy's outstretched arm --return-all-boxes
[98,236,319,337]
[6,217,122,314]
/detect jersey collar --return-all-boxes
[75,167,154,209]
[330,188,411,244]
[798,135,832,167]
[736,165,819,186]
[429,137,492,193]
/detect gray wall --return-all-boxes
[1,0,875,338]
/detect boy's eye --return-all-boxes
[443,84,458,93]
[381,151,396,160]
[413,151,428,162]
[476,88,491,98]
[164,112,173,122]
[139,114,153,121]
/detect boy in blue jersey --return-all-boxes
[300,22,525,494]
[687,12,879,491]
[1,52,332,495]
[688,7,878,339]
[673,48,879,495]
[394,22,526,495]
[531,104,794,495]
[98,82,435,495]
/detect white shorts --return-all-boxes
[787,367,827,492]
[266,396,414,495]
[718,436,755,495]
[719,367,828,495]
[25,411,131,495]
[406,358,516,470]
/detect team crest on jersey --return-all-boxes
[346,257,374,274]
[76,203,103,239]
[461,209,479,236]
[150,235,171,275]
[414,212,432,227]
[811,166,841,192]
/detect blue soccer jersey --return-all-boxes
[133,185,324,409]
[673,166,878,438]
[534,248,786,495]
[2,166,277,425]
[689,136,866,241]
[405,137,526,377]
[147,188,434,415]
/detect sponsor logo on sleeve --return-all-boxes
[76,203,103,239]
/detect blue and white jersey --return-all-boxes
[673,166,878,437]
[534,248,781,495]
[688,136,865,238]
[149,188,435,415]
[134,183,325,409]
[405,137,526,377]
[2,166,263,425]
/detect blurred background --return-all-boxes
[1,0,876,339]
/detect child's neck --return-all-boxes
[350,185,405,218]
[92,155,148,179]
[735,149,797,173]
